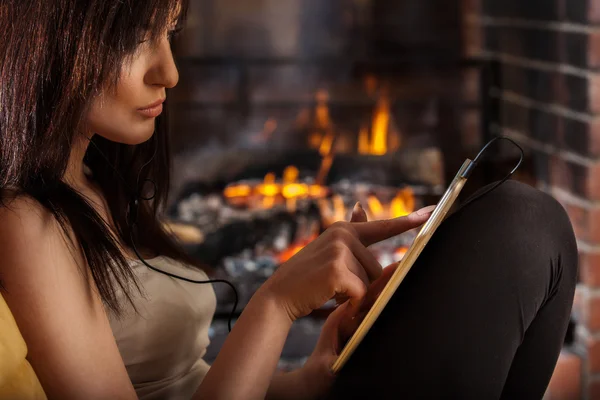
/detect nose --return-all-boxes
[145,38,179,89]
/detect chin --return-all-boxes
[100,124,155,145]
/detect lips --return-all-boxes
[138,98,166,118]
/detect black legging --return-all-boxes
[327,180,578,400]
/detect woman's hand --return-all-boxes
[259,204,435,325]
[292,203,433,398]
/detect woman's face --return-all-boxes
[86,31,179,145]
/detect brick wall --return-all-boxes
[463,0,600,398]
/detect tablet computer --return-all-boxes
[331,158,473,374]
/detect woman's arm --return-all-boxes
[195,290,293,400]
[195,210,433,400]
[0,198,138,400]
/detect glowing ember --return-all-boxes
[308,184,328,198]
[224,184,252,198]
[257,173,280,197]
[394,247,408,261]
[282,183,308,199]
[278,234,318,263]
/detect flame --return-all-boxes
[257,172,279,209]
[282,183,308,198]
[365,75,378,96]
[332,195,346,223]
[283,166,299,183]
[224,184,252,198]
[371,96,390,155]
[309,133,323,149]
[367,195,384,219]
[394,247,408,262]
[308,184,328,198]
[278,233,319,263]
[316,154,334,186]
[315,90,330,130]
[391,188,415,218]
[358,126,370,155]
[319,131,335,157]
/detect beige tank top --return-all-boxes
[108,256,216,400]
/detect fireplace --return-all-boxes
[165,0,485,368]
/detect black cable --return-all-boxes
[129,227,239,332]
[461,135,524,207]
[87,138,239,332]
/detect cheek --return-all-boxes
[86,80,155,145]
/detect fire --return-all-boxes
[358,126,370,154]
[224,184,252,198]
[394,247,408,262]
[317,188,416,227]
[278,233,319,263]
[256,173,280,197]
[356,93,401,156]
[391,188,415,218]
[315,90,331,130]
[371,96,390,155]
[367,195,384,218]
[319,131,335,157]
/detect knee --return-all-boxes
[467,180,565,223]
[459,180,576,252]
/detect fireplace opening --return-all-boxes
[165,0,485,367]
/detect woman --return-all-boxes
[0,1,577,399]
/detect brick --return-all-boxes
[482,0,561,20]
[485,26,561,63]
[461,0,481,16]
[566,0,600,23]
[591,74,600,115]
[501,64,562,107]
[549,156,600,201]
[545,351,582,400]
[591,32,600,69]
[462,68,481,104]
[462,21,483,58]
[532,150,551,184]
[579,250,600,287]
[589,379,600,400]
[562,118,600,158]
[582,294,600,331]
[561,201,600,244]
[564,32,588,69]
[461,109,481,150]
[564,31,600,70]
[583,336,600,373]
[499,100,566,151]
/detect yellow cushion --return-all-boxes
[0,293,46,400]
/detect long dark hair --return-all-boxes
[0,0,197,315]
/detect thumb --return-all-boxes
[352,205,436,246]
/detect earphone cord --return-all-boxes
[87,138,239,332]
[461,135,525,207]
[130,227,238,332]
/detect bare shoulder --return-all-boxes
[0,195,66,257]
[0,194,136,400]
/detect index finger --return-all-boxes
[352,205,435,246]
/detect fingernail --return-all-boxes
[352,202,364,215]
[414,205,436,216]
